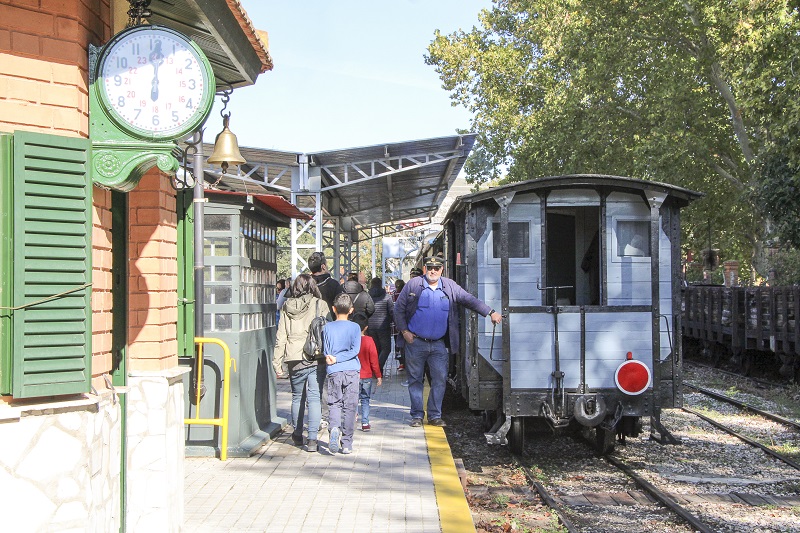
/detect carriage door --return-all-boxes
[542,192,600,392]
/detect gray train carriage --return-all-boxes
[439,175,701,453]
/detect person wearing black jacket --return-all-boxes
[343,277,374,319]
[367,277,394,373]
[308,251,343,312]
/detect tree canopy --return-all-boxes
[426,0,800,277]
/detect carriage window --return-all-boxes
[616,220,650,257]
[492,222,530,258]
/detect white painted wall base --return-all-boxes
[0,392,122,532]
[126,367,189,532]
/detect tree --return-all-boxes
[426,0,800,276]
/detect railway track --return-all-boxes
[511,418,800,532]
[449,365,800,532]
[684,381,800,430]
[683,380,800,472]
[507,378,800,532]
[513,446,715,533]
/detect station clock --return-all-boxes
[96,25,215,141]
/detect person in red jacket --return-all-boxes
[353,313,382,431]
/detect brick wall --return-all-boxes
[92,187,113,386]
[0,0,117,384]
[0,0,111,138]
[128,169,179,371]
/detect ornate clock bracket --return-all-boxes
[91,142,179,192]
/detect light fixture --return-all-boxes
[207,89,246,175]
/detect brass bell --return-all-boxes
[207,114,246,174]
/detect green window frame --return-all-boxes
[0,131,93,398]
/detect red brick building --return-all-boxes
[0,1,272,529]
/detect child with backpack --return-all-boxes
[352,313,382,431]
[324,293,362,454]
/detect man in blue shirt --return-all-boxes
[394,255,502,427]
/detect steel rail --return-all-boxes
[604,455,716,533]
[685,382,800,431]
[682,407,800,471]
[511,455,578,533]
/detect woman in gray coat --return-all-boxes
[274,274,328,452]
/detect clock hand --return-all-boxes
[150,40,164,101]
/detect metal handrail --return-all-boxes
[184,337,237,460]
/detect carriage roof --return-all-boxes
[443,174,703,222]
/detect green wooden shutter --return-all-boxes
[11,131,92,398]
[177,189,195,356]
[0,134,13,394]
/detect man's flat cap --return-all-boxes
[424,256,444,267]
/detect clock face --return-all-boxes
[98,25,215,140]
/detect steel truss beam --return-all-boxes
[198,139,465,280]
[202,162,293,193]
[290,190,321,278]
[318,148,464,192]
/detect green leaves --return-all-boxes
[428,0,800,274]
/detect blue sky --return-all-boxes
[207,1,492,153]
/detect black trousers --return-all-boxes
[368,328,393,374]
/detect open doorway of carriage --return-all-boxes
[545,206,600,306]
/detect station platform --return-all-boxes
[184,358,474,532]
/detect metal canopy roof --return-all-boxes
[149,0,273,88]
[197,133,476,230]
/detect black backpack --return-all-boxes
[302,300,327,362]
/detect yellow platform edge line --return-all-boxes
[425,425,475,533]
[421,382,475,533]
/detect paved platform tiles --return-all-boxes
[185,356,473,532]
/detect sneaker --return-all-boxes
[409,418,423,427]
[319,419,329,430]
[303,439,318,452]
[397,364,405,371]
[329,427,341,453]
[291,432,304,446]
[428,418,447,427]
[401,380,409,387]
[362,423,371,432]
[341,447,352,455]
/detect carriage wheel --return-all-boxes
[509,416,525,454]
[595,426,616,455]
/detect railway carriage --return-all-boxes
[438,175,701,453]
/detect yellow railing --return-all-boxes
[184,337,237,460]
